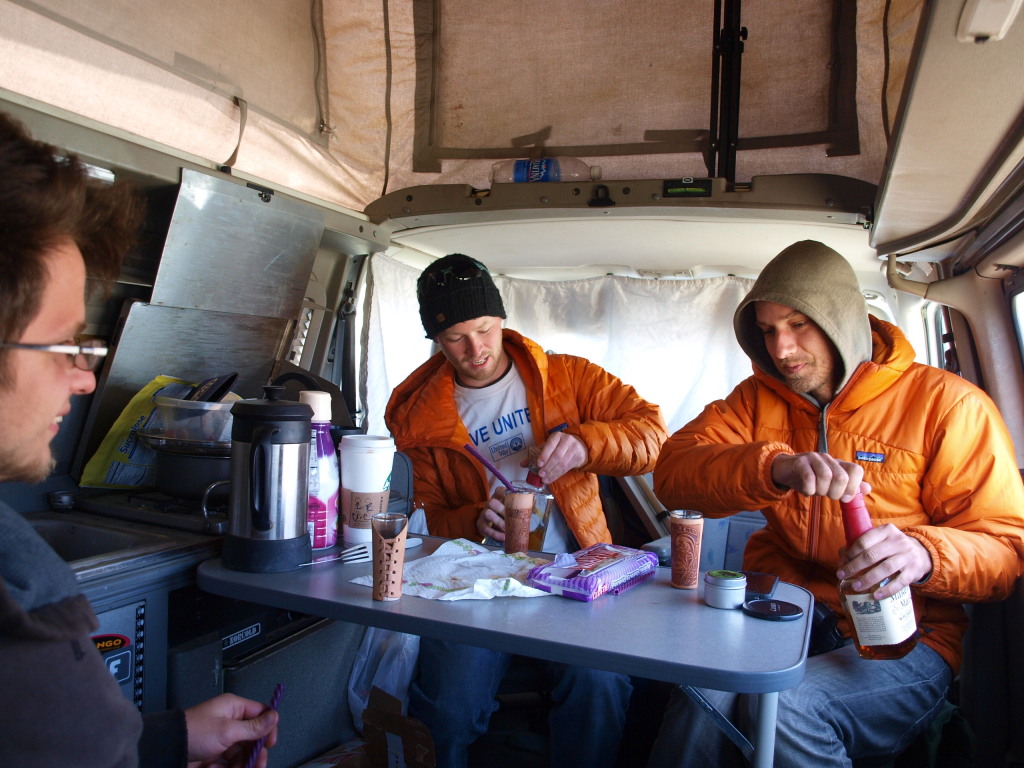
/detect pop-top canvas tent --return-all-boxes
[0,1,918,212]
[4,0,1023,264]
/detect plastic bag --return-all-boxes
[347,627,420,732]
[408,505,429,536]
[80,375,193,489]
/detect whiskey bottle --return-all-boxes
[839,493,918,660]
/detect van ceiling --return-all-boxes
[0,0,915,204]
[2,0,1021,274]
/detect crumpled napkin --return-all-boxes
[350,538,551,600]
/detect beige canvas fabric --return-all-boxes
[0,0,924,212]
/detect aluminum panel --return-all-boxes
[152,169,324,318]
[77,302,290,474]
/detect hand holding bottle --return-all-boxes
[836,493,933,599]
[838,492,920,660]
[475,489,509,542]
[521,430,586,486]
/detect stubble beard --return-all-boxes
[0,452,56,486]
[778,360,833,404]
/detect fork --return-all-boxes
[301,537,423,566]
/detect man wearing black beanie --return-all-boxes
[385,253,668,768]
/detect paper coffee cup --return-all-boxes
[341,435,396,544]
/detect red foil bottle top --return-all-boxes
[840,492,872,546]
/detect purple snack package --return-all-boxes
[526,543,659,602]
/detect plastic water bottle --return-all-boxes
[299,391,340,549]
[490,157,601,183]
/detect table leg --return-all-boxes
[751,691,779,768]
[682,686,753,761]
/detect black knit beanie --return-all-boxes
[417,254,506,338]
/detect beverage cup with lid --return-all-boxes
[340,435,396,545]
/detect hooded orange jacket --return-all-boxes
[385,330,668,547]
[654,317,1024,672]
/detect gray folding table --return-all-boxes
[198,537,812,768]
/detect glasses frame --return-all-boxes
[0,338,109,371]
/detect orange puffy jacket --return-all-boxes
[654,317,1024,672]
[386,330,668,547]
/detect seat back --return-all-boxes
[386,450,414,518]
[959,576,1024,767]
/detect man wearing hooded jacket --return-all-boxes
[648,241,1024,767]
[0,112,279,767]
[385,253,668,768]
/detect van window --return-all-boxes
[1013,290,1024,363]
[921,301,950,370]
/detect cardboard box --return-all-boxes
[294,739,369,768]
[296,687,434,768]
[362,687,435,768]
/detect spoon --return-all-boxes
[463,443,549,496]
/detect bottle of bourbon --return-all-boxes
[839,493,919,660]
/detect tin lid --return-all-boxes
[705,569,747,587]
[742,598,804,621]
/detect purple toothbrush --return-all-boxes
[245,683,284,768]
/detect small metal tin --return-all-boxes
[704,569,747,609]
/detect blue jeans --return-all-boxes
[647,642,952,768]
[408,638,633,768]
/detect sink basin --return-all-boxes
[27,512,184,577]
[31,517,170,561]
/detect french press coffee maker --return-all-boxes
[222,385,313,572]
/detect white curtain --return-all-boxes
[363,253,755,439]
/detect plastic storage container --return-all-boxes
[152,396,234,444]
[490,157,601,183]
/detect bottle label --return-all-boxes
[306,424,339,549]
[843,584,916,645]
[513,159,554,182]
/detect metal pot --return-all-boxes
[138,430,231,502]
[153,451,230,502]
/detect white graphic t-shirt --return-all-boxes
[455,362,571,553]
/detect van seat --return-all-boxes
[959,575,1024,767]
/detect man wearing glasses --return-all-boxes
[0,335,106,484]
[385,253,669,768]
[0,112,280,767]
[0,338,108,370]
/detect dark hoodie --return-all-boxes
[0,503,186,768]
[732,239,874,399]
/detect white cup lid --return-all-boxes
[341,434,395,451]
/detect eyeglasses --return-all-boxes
[0,338,109,371]
[422,258,487,290]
